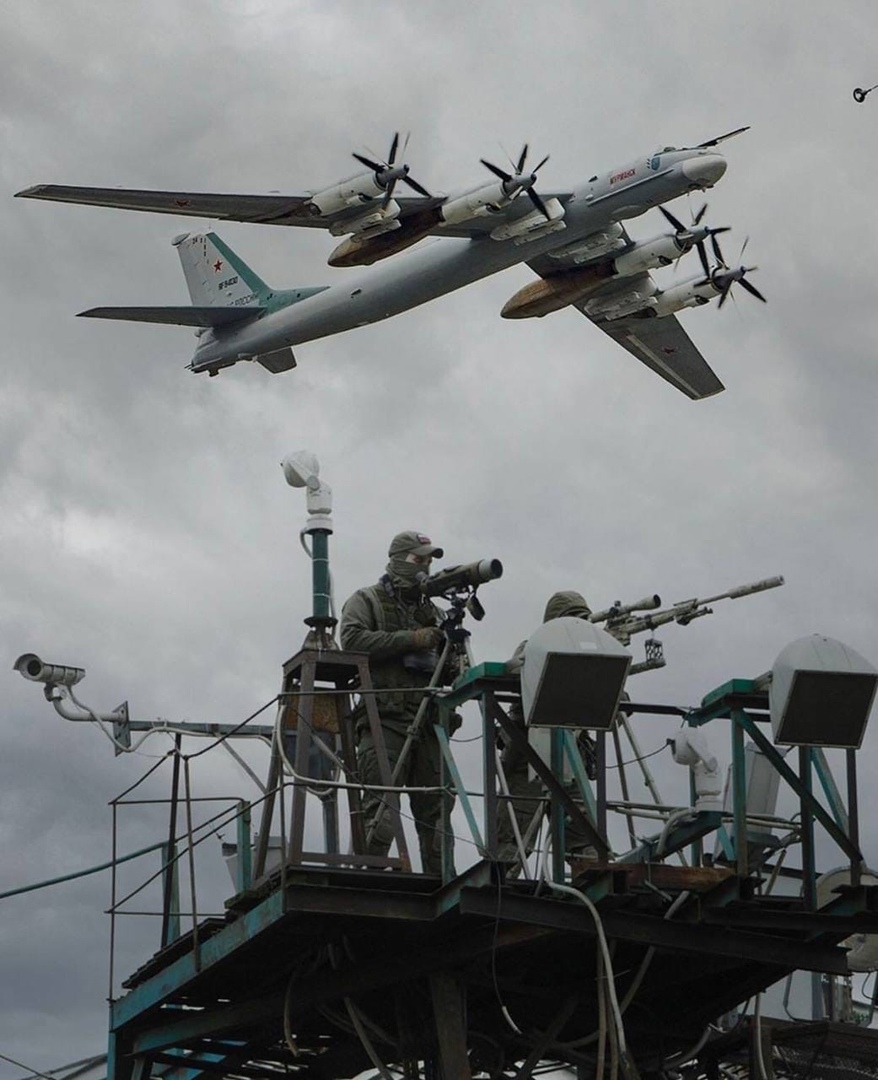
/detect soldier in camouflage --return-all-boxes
[497,590,598,863]
[340,531,454,875]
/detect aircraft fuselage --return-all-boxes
[189,149,727,373]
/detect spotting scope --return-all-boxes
[419,559,503,598]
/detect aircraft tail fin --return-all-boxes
[174,232,272,307]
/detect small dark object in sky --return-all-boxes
[853,84,877,103]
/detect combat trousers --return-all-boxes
[357,722,454,876]
[496,752,595,863]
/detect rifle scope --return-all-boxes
[419,559,503,597]
[590,594,662,623]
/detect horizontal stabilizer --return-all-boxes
[255,348,297,373]
[78,306,263,328]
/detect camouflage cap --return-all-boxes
[543,590,592,622]
[388,530,444,559]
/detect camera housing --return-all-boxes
[14,653,86,687]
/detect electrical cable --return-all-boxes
[490,866,523,1036]
[0,1050,63,1080]
[326,943,396,1079]
[595,937,608,1080]
[606,743,670,769]
[0,838,166,901]
[541,881,627,1057]
[65,683,279,758]
[753,993,769,1080]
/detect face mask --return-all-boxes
[387,555,430,590]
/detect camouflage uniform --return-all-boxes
[340,532,453,875]
[497,590,597,862]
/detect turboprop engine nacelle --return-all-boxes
[613,233,684,277]
[653,279,712,317]
[439,182,510,226]
[308,171,386,217]
[584,278,658,320]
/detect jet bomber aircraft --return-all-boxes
[17,128,765,399]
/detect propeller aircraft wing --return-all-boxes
[16,183,577,239]
[580,302,725,400]
[16,184,446,229]
[526,247,725,400]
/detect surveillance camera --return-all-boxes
[14,653,85,687]
[281,450,320,490]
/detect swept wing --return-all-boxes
[15,183,572,238]
[580,303,725,400]
[527,242,724,400]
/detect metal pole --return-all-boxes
[847,749,861,887]
[800,747,817,911]
[732,718,748,877]
[596,731,607,840]
[551,729,565,883]
[161,735,182,948]
[310,527,332,623]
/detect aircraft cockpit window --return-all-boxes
[588,175,597,182]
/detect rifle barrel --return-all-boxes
[698,575,784,605]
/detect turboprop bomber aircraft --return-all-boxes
[16,128,764,399]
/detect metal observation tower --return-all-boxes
[16,452,878,1080]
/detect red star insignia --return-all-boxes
[213,260,223,272]
[662,346,677,355]
[174,199,191,208]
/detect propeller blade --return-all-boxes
[739,277,767,303]
[353,152,385,173]
[527,187,551,220]
[696,240,710,278]
[532,153,550,173]
[696,125,750,149]
[402,175,432,198]
[481,158,513,183]
[388,131,399,165]
[718,284,733,309]
[708,226,732,237]
[516,144,529,174]
[711,233,726,265]
[659,205,687,233]
[739,236,750,260]
[693,203,708,226]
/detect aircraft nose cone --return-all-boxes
[682,153,727,188]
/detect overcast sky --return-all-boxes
[2,1,878,1076]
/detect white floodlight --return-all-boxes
[522,617,631,731]
[14,653,85,688]
[769,635,878,749]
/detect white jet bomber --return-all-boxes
[17,129,765,399]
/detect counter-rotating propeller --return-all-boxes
[352,132,432,208]
[480,144,552,219]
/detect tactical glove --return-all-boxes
[412,626,444,650]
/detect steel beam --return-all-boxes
[457,889,850,974]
